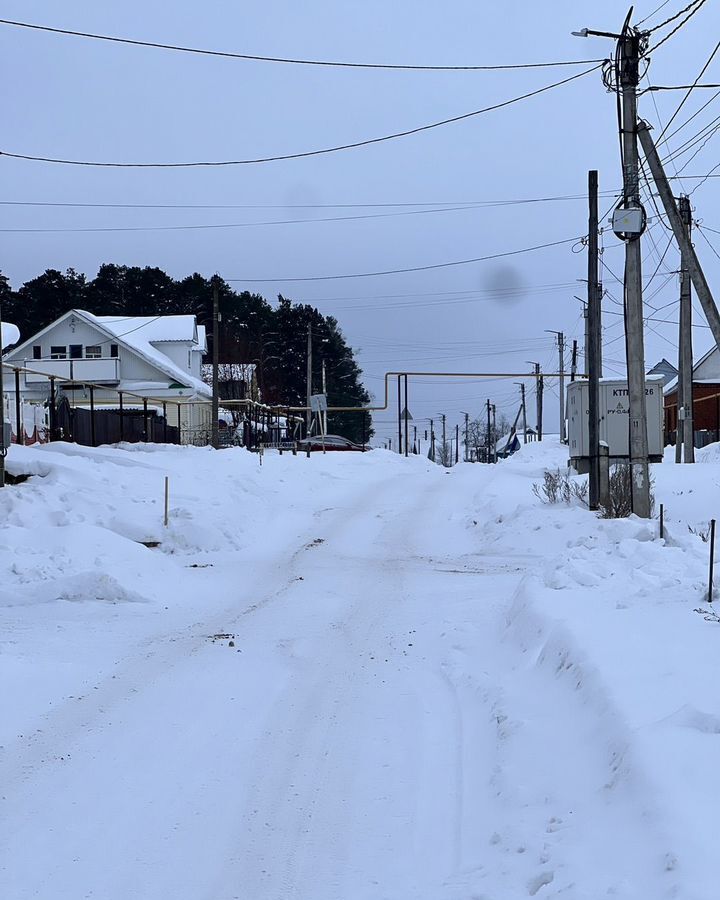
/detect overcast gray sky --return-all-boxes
[2,0,719,444]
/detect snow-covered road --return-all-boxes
[1,443,716,898]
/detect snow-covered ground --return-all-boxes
[2,438,720,898]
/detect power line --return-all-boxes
[0,189,621,211]
[0,65,601,168]
[637,0,675,27]
[646,0,706,33]
[656,39,720,142]
[224,235,581,283]
[0,18,606,72]
[647,0,710,52]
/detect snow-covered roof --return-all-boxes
[79,312,210,398]
[197,325,207,353]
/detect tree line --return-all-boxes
[0,265,373,442]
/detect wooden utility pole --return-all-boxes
[211,277,220,450]
[619,26,650,518]
[588,170,602,510]
[305,323,312,436]
[679,194,695,463]
[486,399,492,463]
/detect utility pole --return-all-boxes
[486,399,492,463]
[571,339,578,382]
[576,12,650,517]
[638,120,720,348]
[516,382,527,443]
[546,330,566,441]
[430,418,435,461]
[321,359,327,435]
[397,375,402,454]
[464,411,469,462]
[455,423,459,464]
[441,413,446,463]
[492,404,497,462]
[528,363,543,440]
[413,424,418,455]
[588,170,602,509]
[404,374,409,459]
[679,194,695,463]
[211,277,220,450]
[306,323,312,436]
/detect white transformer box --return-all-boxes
[567,376,664,473]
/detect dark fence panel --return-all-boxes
[56,398,179,446]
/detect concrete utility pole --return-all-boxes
[546,330,566,442]
[619,22,650,517]
[397,375,402,454]
[404,374,409,459]
[430,418,435,461]
[571,339,578,382]
[492,404,497,462]
[516,382,527,443]
[588,170,602,510]
[638,120,720,349]
[441,413,446,462]
[211,277,220,450]
[463,411,469,462]
[306,323,312,436]
[455,423,459,464]
[528,363,544,440]
[678,194,695,463]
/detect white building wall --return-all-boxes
[694,349,720,381]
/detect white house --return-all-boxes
[2,310,212,444]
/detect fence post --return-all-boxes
[14,368,22,445]
[709,519,716,604]
[598,441,610,514]
[119,392,124,442]
[660,503,664,540]
[49,376,57,441]
[89,386,96,447]
[164,476,169,527]
[163,402,168,443]
[143,398,149,442]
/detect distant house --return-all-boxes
[664,345,720,445]
[2,310,212,445]
[647,358,678,386]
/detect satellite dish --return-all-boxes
[2,323,20,350]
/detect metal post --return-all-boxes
[659,503,664,540]
[397,375,402,454]
[537,370,543,440]
[492,403,497,462]
[306,323,312,435]
[143,398,148,442]
[404,374,409,458]
[464,411,469,462]
[164,476,169,527]
[455,423,459,464]
[441,414,446,464]
[679,195,695,463]
[90,386,96,447]
[119,392,124,442]
[211,277,220,450]
[49,376,57,441]
[571,339,578,382]
[14,368,21,446]
[709,518,716,603]
[588,170,601,510]
[520,384,527,443]
[620,29,650,517]
[558,333,565,442]
[430,418,435,461]
[321,360,328,436]
[598,441,610,514]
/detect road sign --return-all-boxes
[310,393,327,413]
[401,407,413,421]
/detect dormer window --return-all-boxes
[86,345,102,359]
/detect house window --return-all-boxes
[110,344,119,358]
[85,345,102,359]
[50,346,67,359]
[32,346,42,360]
[69,344,83,359]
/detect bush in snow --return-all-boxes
[600,462,655,519]
[532,468,588,506]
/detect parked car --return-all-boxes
[296,434,370,452]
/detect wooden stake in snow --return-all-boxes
[164,476,169,528]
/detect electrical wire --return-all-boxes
[224,235,581,283]
[656,39,720,142]
[0,18,606,72]
[0,189,622,211]
[646,0,706,33]
[647,0,709,52]
[0,65,602,168]
[637,0,681,26]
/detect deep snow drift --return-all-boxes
[1,439,719,899]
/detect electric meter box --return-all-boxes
[567,376,664,473]
[612,206,644,235]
